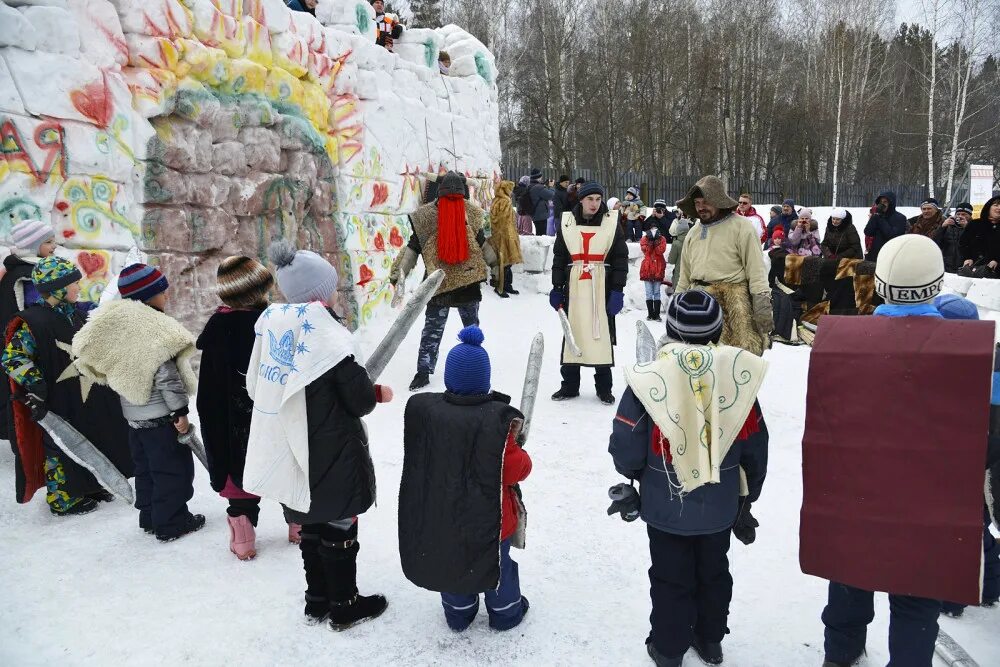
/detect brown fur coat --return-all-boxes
[489,181,523,269]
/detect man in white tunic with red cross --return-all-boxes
[549,181,630,404]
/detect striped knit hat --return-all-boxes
[664,290,723,345]
[217,256,274,309]
[31,256,81,294]
[11,219,54,255]
[118,263,168,302]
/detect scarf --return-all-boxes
[873,303,943,318]
[438,195,469,264]
[625,342,767,494]
[243,302,358,512]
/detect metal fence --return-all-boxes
[500,163,957,209]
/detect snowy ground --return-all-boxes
[1,287,997,666]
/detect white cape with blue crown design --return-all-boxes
[243,303,358,512]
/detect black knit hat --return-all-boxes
[558,174,570,183]
[438,170,467,197]
[956,202,974,214]
[576,181,605,200]
[529,168,543,181]
[575,177,586,184]
[664,290,723,345]
[921,197,940,208]
[217,255,274,309]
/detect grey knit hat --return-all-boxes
[268,239,339,304]
[438,170,467,197]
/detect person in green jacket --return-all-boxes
[667,216,691,289]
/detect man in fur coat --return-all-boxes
[675,176,771,356]
[549,181,629,404]
[390,171,497,391]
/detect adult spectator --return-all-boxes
[820,208,863,260]
[934,202,972,272]
[958,195,1000,278]
[907,197,943,238]
[765,199,797,246]
[372,1,403,52]
[523,168,555,236]
[736,193,766,242]
[554,175,572,223]
[286,0,317,14]
[863,191,907,262]
[568,177,586,209]
[513,176,534,235]
[644,200,674,235]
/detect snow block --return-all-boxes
[244,0,291,34]
[126,34,183,71]
[19,6,80,56]
[966,279,1000,313]
[0,56,26,114]
[0,4,38,51]
[3,49,114,126]
[115,0,195,40]
[69,0,129,68]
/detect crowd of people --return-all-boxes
[1,168,998,667]
[286,0,405,53]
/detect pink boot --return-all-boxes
[288,522,302,544]
[227,515,257,560]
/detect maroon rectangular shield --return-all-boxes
[800,315,994,605]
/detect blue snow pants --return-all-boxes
[417,303,480,374]
[440,539,526,631]
[942,507,1000,614]
[129,423,195,536]
[822,581,942,667]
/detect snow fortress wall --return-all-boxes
[0,0,500,331]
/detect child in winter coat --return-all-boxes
[71,264,203,541]
[244,240,393,631]
[623,186,645,242]
[640,226,668,321]
[197,256,301,561]
[610,291,768,667]
[1,256,131,516]
[398,326,532,632]
[784,208,821,256]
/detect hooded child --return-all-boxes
[197,256,302,561]
[398,325,532,631]
[244,240,394,631]
[389,170,497,391]
[610,290,769,667]
[2,256,131,515]
[70,264,202,541]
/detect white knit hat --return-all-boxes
[11,219,54,255]
[874,235,944,305]
[830,207,848,221]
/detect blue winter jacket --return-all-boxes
[609,389,769,536]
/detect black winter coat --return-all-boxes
[554,185,571,221]
[551,202,629,346]
[933,222,967,272]
[196,308,263,492]
[528,182,555,222]
[959,197,1000,265]
[863,191,907,262]
[398,391,522,594]
[282,346,378,525]
[0,255,35,440]
[821,215,863,260]
[7,304,131,503]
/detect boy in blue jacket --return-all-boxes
[609,290,769,667]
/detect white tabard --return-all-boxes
[561,210,619,366]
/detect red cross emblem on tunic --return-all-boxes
[572,232,602,281]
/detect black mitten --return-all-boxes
[14,385,48,422]
[607,482,640,522]
[733,502,760,545]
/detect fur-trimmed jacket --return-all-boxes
[390,200,497,307]
[70,299,197,425]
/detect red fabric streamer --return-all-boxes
[437,195,469,264]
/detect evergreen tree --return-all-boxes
[410,0,442,27]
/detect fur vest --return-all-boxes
[71,300,198,406]
[411,200,489,296]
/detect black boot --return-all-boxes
[320,531,387,631]
[87,489,115,503]
[646,637,683,667]
[646,300,654,320]
[692,637,723,665]
[49,497,100,517]
[409,371,430,391]
[653,300,662,321]
[300,531,329,624]
[551,387,579,401]
[156,513,206,542]
[494,288,510,298]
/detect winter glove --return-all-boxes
[549,287,566,311]
[607,482,640,522]
[607,290,625,316]
[732,502,759,545]
[13,385,48,422]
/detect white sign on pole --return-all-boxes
[970,164,994,205]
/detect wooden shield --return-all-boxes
[800,315,994,605]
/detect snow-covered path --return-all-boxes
[1,289,996,666]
